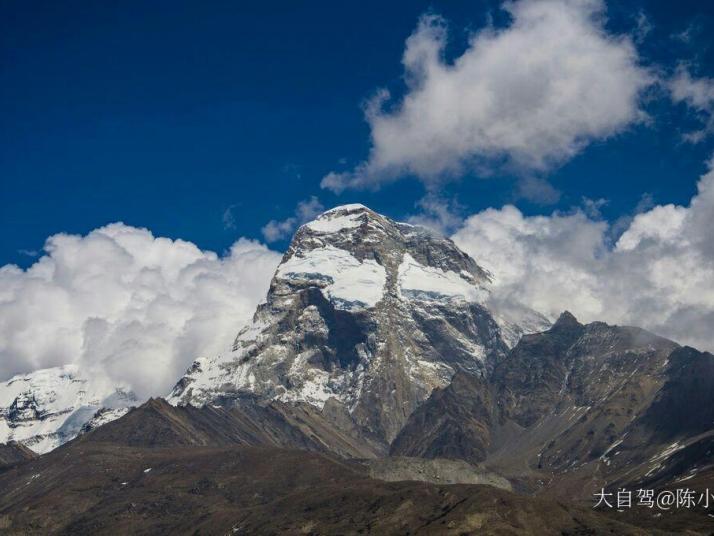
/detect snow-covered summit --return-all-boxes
[169,204,547,442]
[0,365,136,453]
[318,202,369,215]
[284,203,493,307]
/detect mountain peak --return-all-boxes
[280,204,493,313]
[168,205,523,441]
[297,203,384,239]
[168,205,552,443]
[551,311,582,330]
[321,203,370,214]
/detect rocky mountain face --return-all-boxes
[390,370,494,463]
[168,204,546,444]
[0,366,136,453]
[389,312,714,501]
[84,397,382,459]
[0,441,35,471]
[598,345,714,490]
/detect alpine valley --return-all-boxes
[1,205,713,535]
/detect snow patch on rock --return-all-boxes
[306,213,363,234]
[277,246,386,310]
[398,253,488,303]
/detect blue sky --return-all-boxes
[3,0,714,392]
[2,0,714,267]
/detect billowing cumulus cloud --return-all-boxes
[323,0,652,193]
[452,159,714,352]
[0,224,281,397]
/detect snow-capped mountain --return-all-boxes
[169,204,548,442]
[3,204,713,534]
[0,365,136,453]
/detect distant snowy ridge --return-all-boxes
[0,365,137,453]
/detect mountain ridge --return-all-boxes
[0,365,136,453]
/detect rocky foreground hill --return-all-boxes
[0,204,713,534]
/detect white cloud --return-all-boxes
[0,224,281,398]
[516,176,562,204]
[452,159,714,352]
[669,66,714,142]
[406,194,465,235]
[261,196,324,242]
[633,10,653,44]
[323,0,652,193]
[261,219,296,243]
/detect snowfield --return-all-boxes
[398,253,489,303]
[0,365,136,453]
[277,245,387,310]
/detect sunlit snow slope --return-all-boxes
[0,366,136,453]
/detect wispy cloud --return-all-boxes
[261,196,324,242]
[222,204,238,230]
[407,194,464,236]
[669,65,714,142]
[17,249,39,258]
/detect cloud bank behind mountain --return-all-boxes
[452,159,714,353]
[0,225,281,397]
